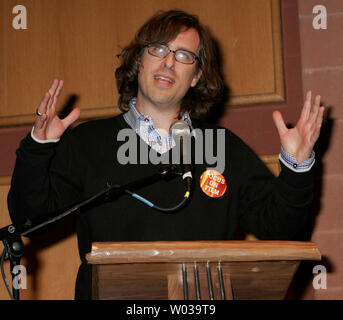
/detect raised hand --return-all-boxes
[272,91,324,164]
[32,79,81,141]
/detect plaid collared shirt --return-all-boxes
[123,98,193,154]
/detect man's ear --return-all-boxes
[191,69,202,87]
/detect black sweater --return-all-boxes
[7,114,314,299]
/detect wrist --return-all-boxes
[280,146,315,172]
[31,127,60,144]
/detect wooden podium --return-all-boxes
[86,241,321,300]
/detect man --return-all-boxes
[8,10,324,299]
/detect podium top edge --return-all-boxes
[86,240,321,264]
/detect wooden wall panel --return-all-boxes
[0,0,6,118]
[219,0,303,155]
[191,0,284,105]
[0,0,284,126]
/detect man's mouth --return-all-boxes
[153,75,175,85]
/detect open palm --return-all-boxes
[33,79,81,141]
[272,91,324,164]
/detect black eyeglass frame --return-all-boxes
[144,43,200,65]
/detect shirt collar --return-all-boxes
[124,98,193,131]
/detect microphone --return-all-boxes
[169,120,193,189]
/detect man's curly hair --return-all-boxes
[115,9,224,118]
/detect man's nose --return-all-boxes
[162,51,176,69]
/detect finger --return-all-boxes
[36,92,51,115]
[46,79,60,111]
[272,110,288,137]
[50,80,64,112]
[316,106,325,128]
[36,79,59,115]
[300,90,312,121]
[308,106,325,145]
[33,113,48,130]
[308,94,321,124]
[48,79,59,96]
[54,80,64,98]
[61,107,81,128]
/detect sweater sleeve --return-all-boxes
[7,129,83,227]
[229,131,314,240]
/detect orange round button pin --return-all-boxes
[200,170,227,198]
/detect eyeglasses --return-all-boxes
[145,43,200,65]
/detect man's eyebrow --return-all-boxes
[171,45,197,54]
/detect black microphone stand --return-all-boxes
[0,165,184,300]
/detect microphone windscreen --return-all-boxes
[169,120,190,138]
[169,120,192,166]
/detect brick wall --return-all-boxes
[298,0,343,299]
